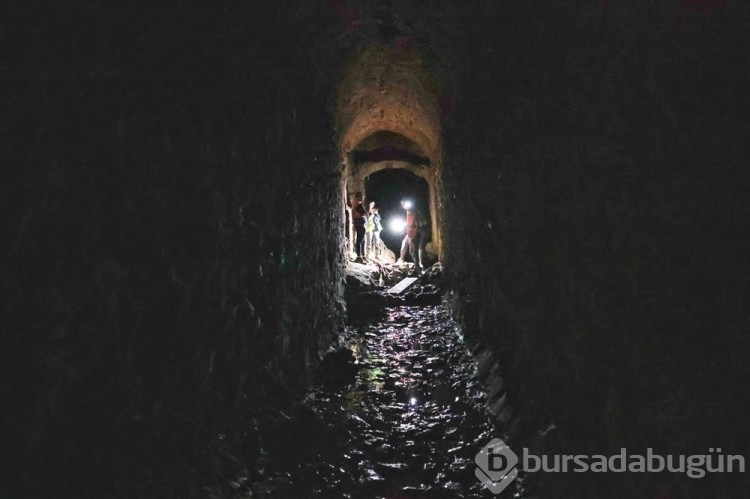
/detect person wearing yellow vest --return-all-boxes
[371,206,383,257]
[364,201,383,259]
[364,201,375,258]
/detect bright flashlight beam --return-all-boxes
[389,217,406,233]
[401,200,413,209]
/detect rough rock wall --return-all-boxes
[1,1,347,496]
[443,2,749,496]
[337,44,443,167]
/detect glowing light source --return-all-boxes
[389,217,406,233]
[401,199,413,209]
[409,397,418,406]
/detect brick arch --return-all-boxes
[339,106,439,169]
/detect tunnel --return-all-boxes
[338,44,444,260]
[2,1,749,498]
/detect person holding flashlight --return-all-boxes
[397,199,427,270]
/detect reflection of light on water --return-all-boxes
[344,388,362,411]
[264,304,503,495]
[350,341,362,358]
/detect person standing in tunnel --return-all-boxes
[416,204,430,267]
[397,199,428,270]
[364,200,376,259]
[371,206,383,258]
[351,191,367,262]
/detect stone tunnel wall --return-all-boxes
[0,1,351,496]
[442,2,750,497]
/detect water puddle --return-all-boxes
[249,305,504,497]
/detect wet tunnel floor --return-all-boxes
[252,305,501,498]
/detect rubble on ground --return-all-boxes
[344,259,445,318]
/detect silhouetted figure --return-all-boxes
[351,192,366,262]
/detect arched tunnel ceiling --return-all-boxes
[350,130,430,167]
[337,45,442,168]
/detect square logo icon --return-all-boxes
[475,438,519,494]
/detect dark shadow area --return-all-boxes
[352,147,429,166]
[364,168,431,255]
